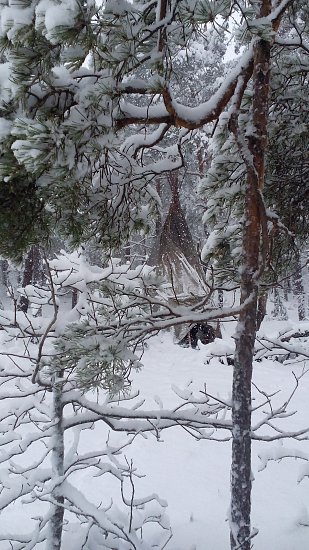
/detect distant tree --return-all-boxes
[18,245,43,312]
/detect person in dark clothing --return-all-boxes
[179,323,216,349]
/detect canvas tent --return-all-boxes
[150,175,216,343]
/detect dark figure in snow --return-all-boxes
[179,323,216,349]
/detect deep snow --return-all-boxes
[126,328,309,550]
[0,320,308,549]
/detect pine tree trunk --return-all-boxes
[155,180,162,236]
[218,289,224,308]
[0,258,8,287]
[273,287,281,317]
[273,287,288,320]
[71,287,78,309]
[230,5,271,547]
[19,245,42,312]
[230,176,260,550]
[47,377,64,550]
[293,249,305,321]
[283,275,291,301]
[256,291,268,330]
[19,250,33,313]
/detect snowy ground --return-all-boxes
[72,320,309,549]
[124,327,309,550]
[1,318,309,549]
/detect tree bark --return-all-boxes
[283,275,290,302]
[47,377,65,550]
[230,2,271,547]
[273,287,288,320]
[0,258,8,287]
[293,248,306,321]
[19,245,42,313]
[256,291,268,330]
[230,174,260,550]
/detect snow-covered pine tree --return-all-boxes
[266,29,309,319]
[196,2,309,547]
[0,1,308,549]
[0,250,173,550]
[1,249,247,548]
[0,348,172,550]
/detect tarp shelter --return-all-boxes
[149,175,212,342]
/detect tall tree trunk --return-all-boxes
[71,287,78,309]
[0,258,8,287]
[218,288,224,309]
[19,245,42,313]
[293,249,306,321]
[273,287,288,320]
[256,291,268,330]
[47,376,64,550]
[216,289,224,338]
[230,3,271,547]
[230,176,260,550]
[155,180,162,236]
[283,275,290,302]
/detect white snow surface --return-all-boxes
[1,322,309,549]
[126,330,309,550]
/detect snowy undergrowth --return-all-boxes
[130,328,309,550]
[0,323,308,549]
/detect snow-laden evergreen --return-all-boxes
[0,1,308,549]
[0,304,309,548]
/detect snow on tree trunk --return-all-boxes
[256,291,268,330]
[230,181,259,550]
[47,376,65,550]
[0,258,8,287]
[272,287,288,320]
[19,245,42,313]
[293,249,306,321]
[230,5,271,547]
[283,276,291,302]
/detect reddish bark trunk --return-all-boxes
[256,291,268,330]
[230,176,260,549]
[230,2,271,547]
